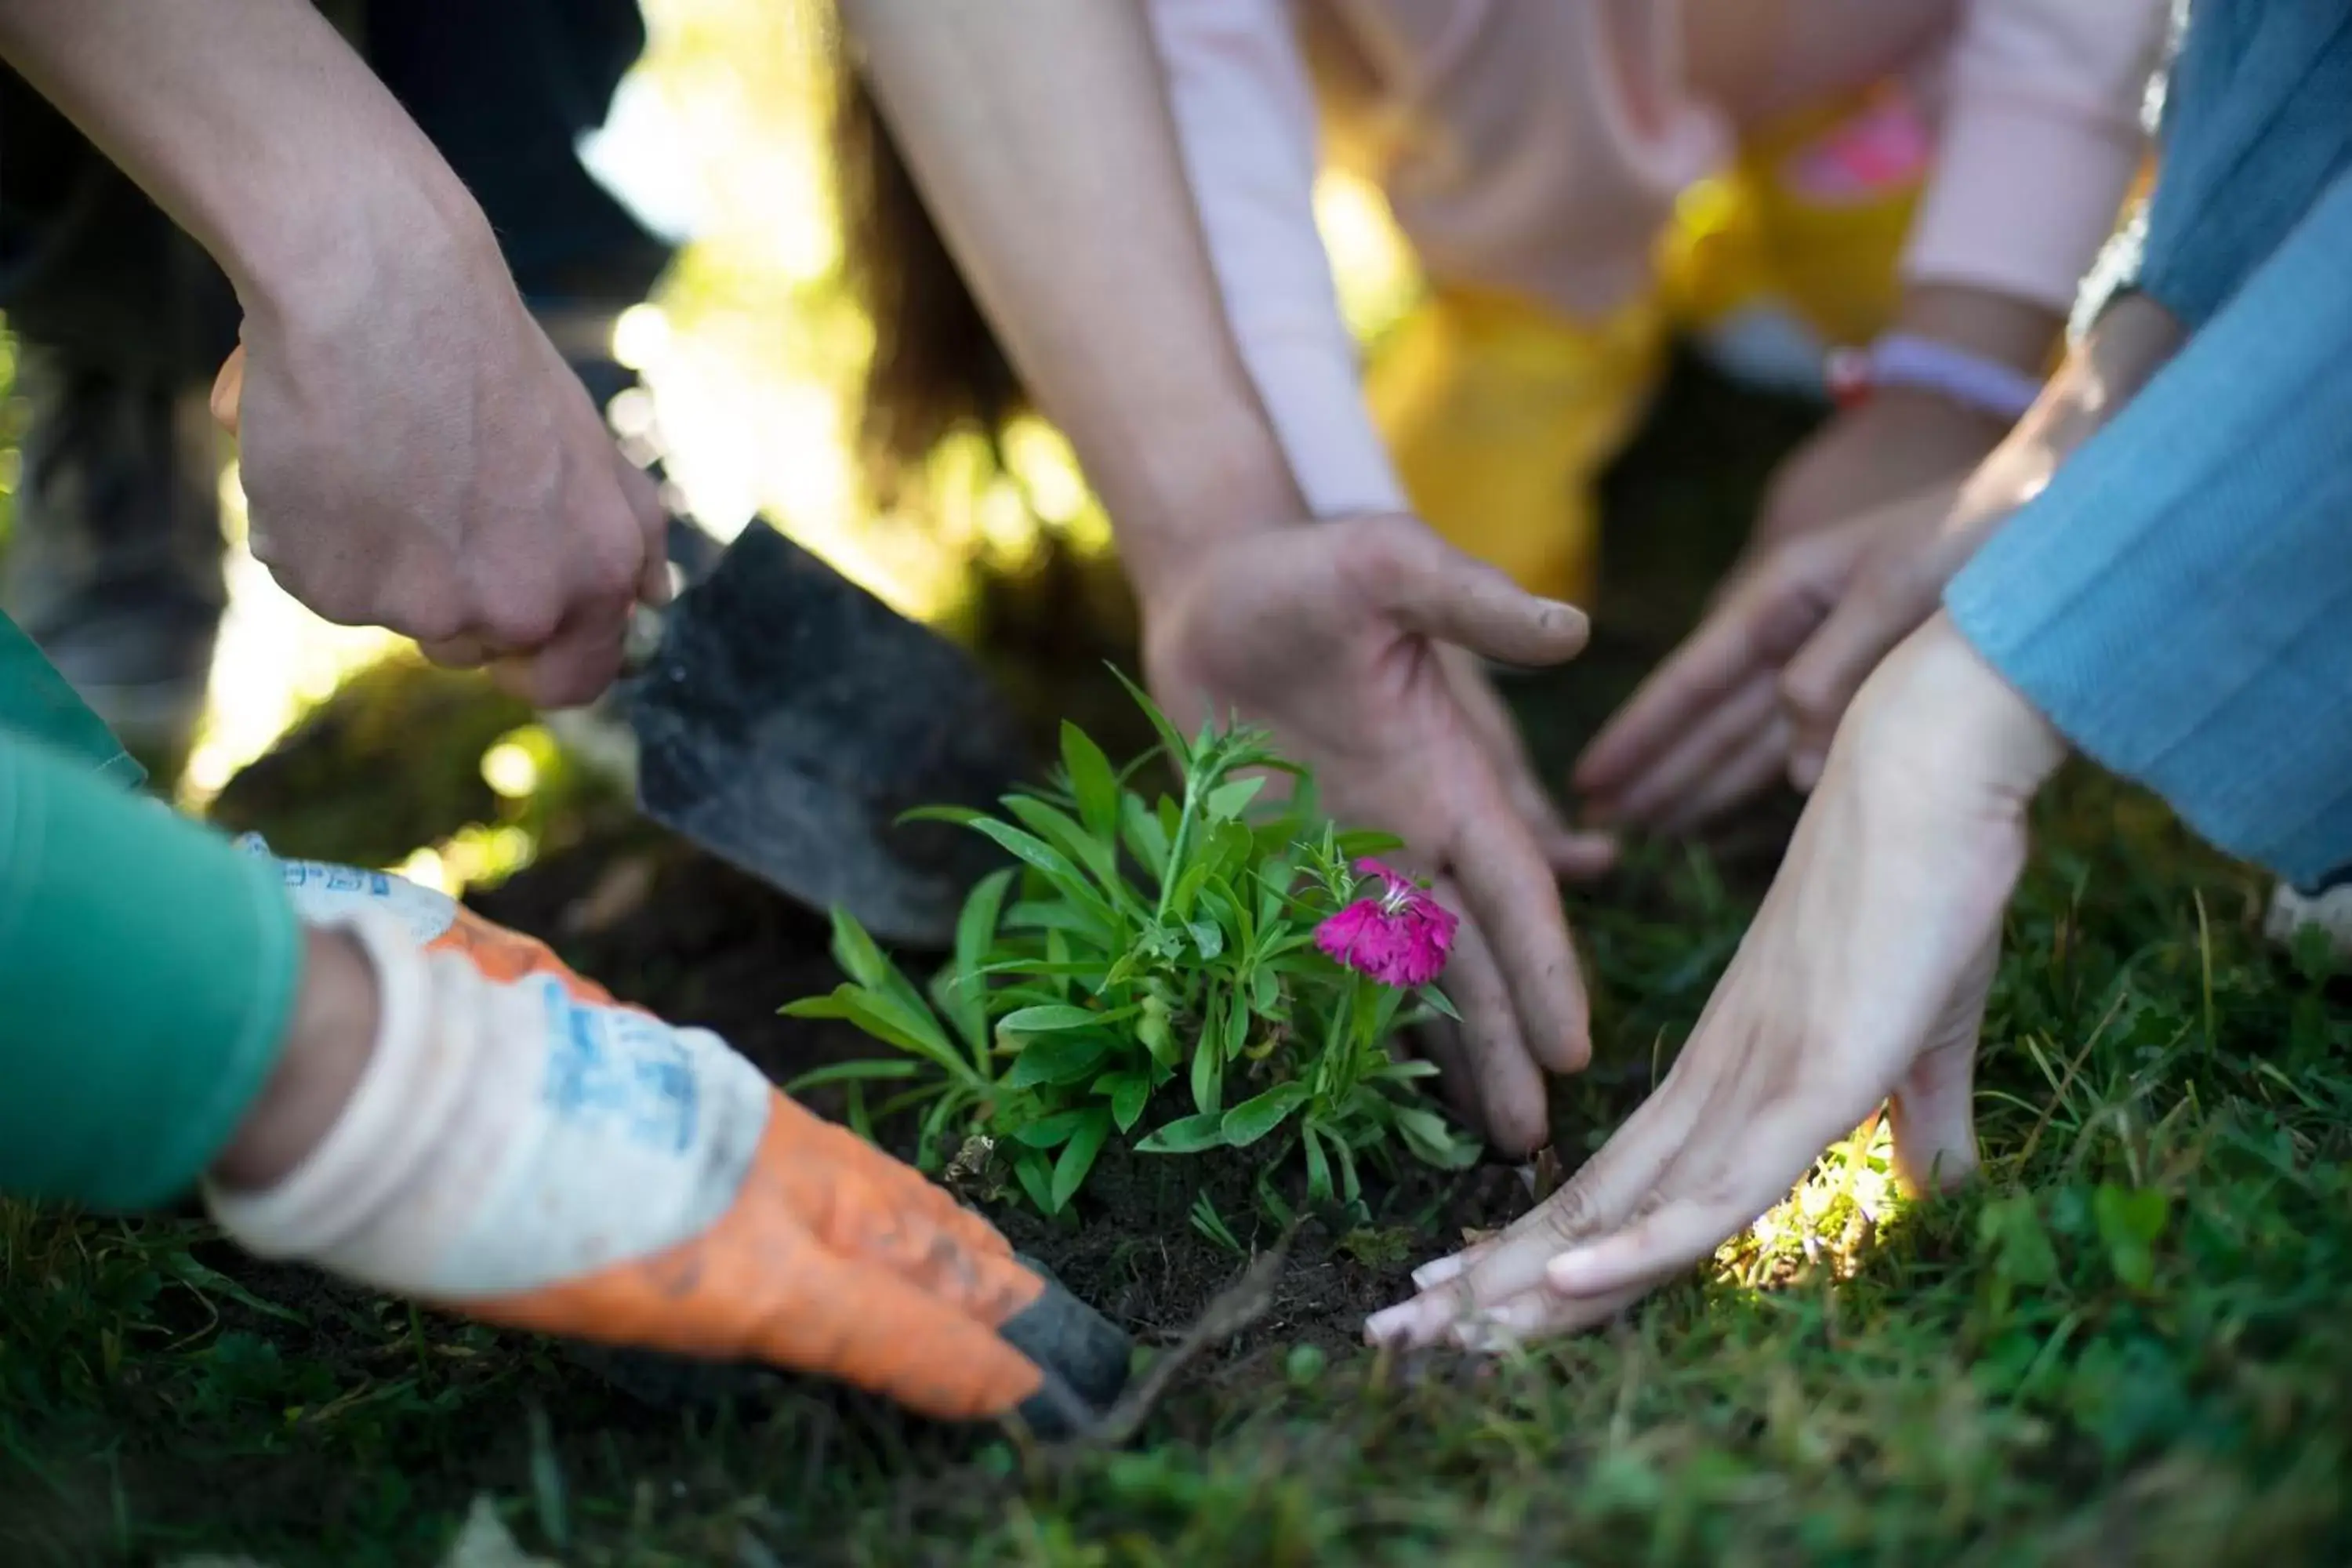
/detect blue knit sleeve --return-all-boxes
[1944,161,2352,887]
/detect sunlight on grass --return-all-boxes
[1715,1116,1906,1290]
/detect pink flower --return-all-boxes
[1315,858,1458,987]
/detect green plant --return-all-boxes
[784,673,1478,1218]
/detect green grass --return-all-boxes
[5,767,2350,1566]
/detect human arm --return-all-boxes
[844,0,1610,1152]
[0,0,666,706]
[1740,0,2170,554]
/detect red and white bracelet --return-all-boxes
[1824,332,2045,423]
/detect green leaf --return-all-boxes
[1393,1105,1479,1169]
[1415,985,1461,1022]
[820,911,961,1066]
[946,868,1016,1055]
[1109,1073,1150,1132]
[1003,794,1130,905]
[1248,964,1283,1018]
[1191,993,1225,1115]
[1010,1109,1095,1149]
[2092,1184,2169,1290]
[826,907,895,990]
[1301,1121,1334,1201]
[1005,1033,1117,1090]
[999,1004,1112,1033]
[1188,920,1225,962]
[1203,775,1266,822]
[1109,665,1192,768]
[1221,1082,1311,1147]
[1061,721,1121,842]
[1137,995,1177,1069]
[784,986,967,1080]
[782,1058,923,1094]
[1120,794,1171,880]
[1051,1112,1112,1210]
[1014,1152,1055,1213]
[949,817,1120,928]
[1224,985,1252,1061]
[1135,1112,1229,1155]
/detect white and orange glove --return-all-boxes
[208,848,1127,1431]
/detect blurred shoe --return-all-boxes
[1367,285,1665,608]
[0,347,227,783]
[2266,876,2352,966]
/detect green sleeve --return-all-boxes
[0,670,303,1210]
[0,612,147,788]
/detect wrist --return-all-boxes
[1889,284,2064,379]
[210,927,379,1193]
[1860,613,2070,803]
[1112,414,1304,608]
[230,155,501,338]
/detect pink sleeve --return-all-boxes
[1143,0,1407,519]
[1902,0,2170,314]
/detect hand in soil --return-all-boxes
[1142,514,1615,1153]
[1368,615,2068,1349]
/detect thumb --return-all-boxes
[211,343,247,438]
[1356,518,1589,667]
[1885,945,1994,1196]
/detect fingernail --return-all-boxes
[1412,1254,1470,1291]
[1545,1250,1602,1295]
[1363,1303,1421,1345]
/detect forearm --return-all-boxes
[1946,171,2352,887]
[0,0,493,325]
[0,728,306,1210]
[1900,0,2169,319]
[841,0,1304,599]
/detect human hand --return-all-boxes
[1575,473,1998,831]
[211,223,670,707]
[1367,613,2069,1350]
[210,858,1129,1431]
[1743,386,2009,563]
[1577,295,2187,832]
[1141,514,1616,1153]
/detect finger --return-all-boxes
[1429,880,1551,1156]
[1541,1102,1831,1301]
[495,600,631,709]
[1355,519,1590,666]
[1886,935,1996,1194]
[1600,673,1777,829]
[1889,1040,1980,1195]
[1368,1070,1708,1348]
[1442,651,1620,877]
[1655,713,1793,837]
[1446,780,1590,1076]
[1573,607,1766,804]
[1449,1279,1648,1352]
[613,450,675,609]
[419,635,493,670]
[1778,583,1926,783]
[209,343,247,437]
